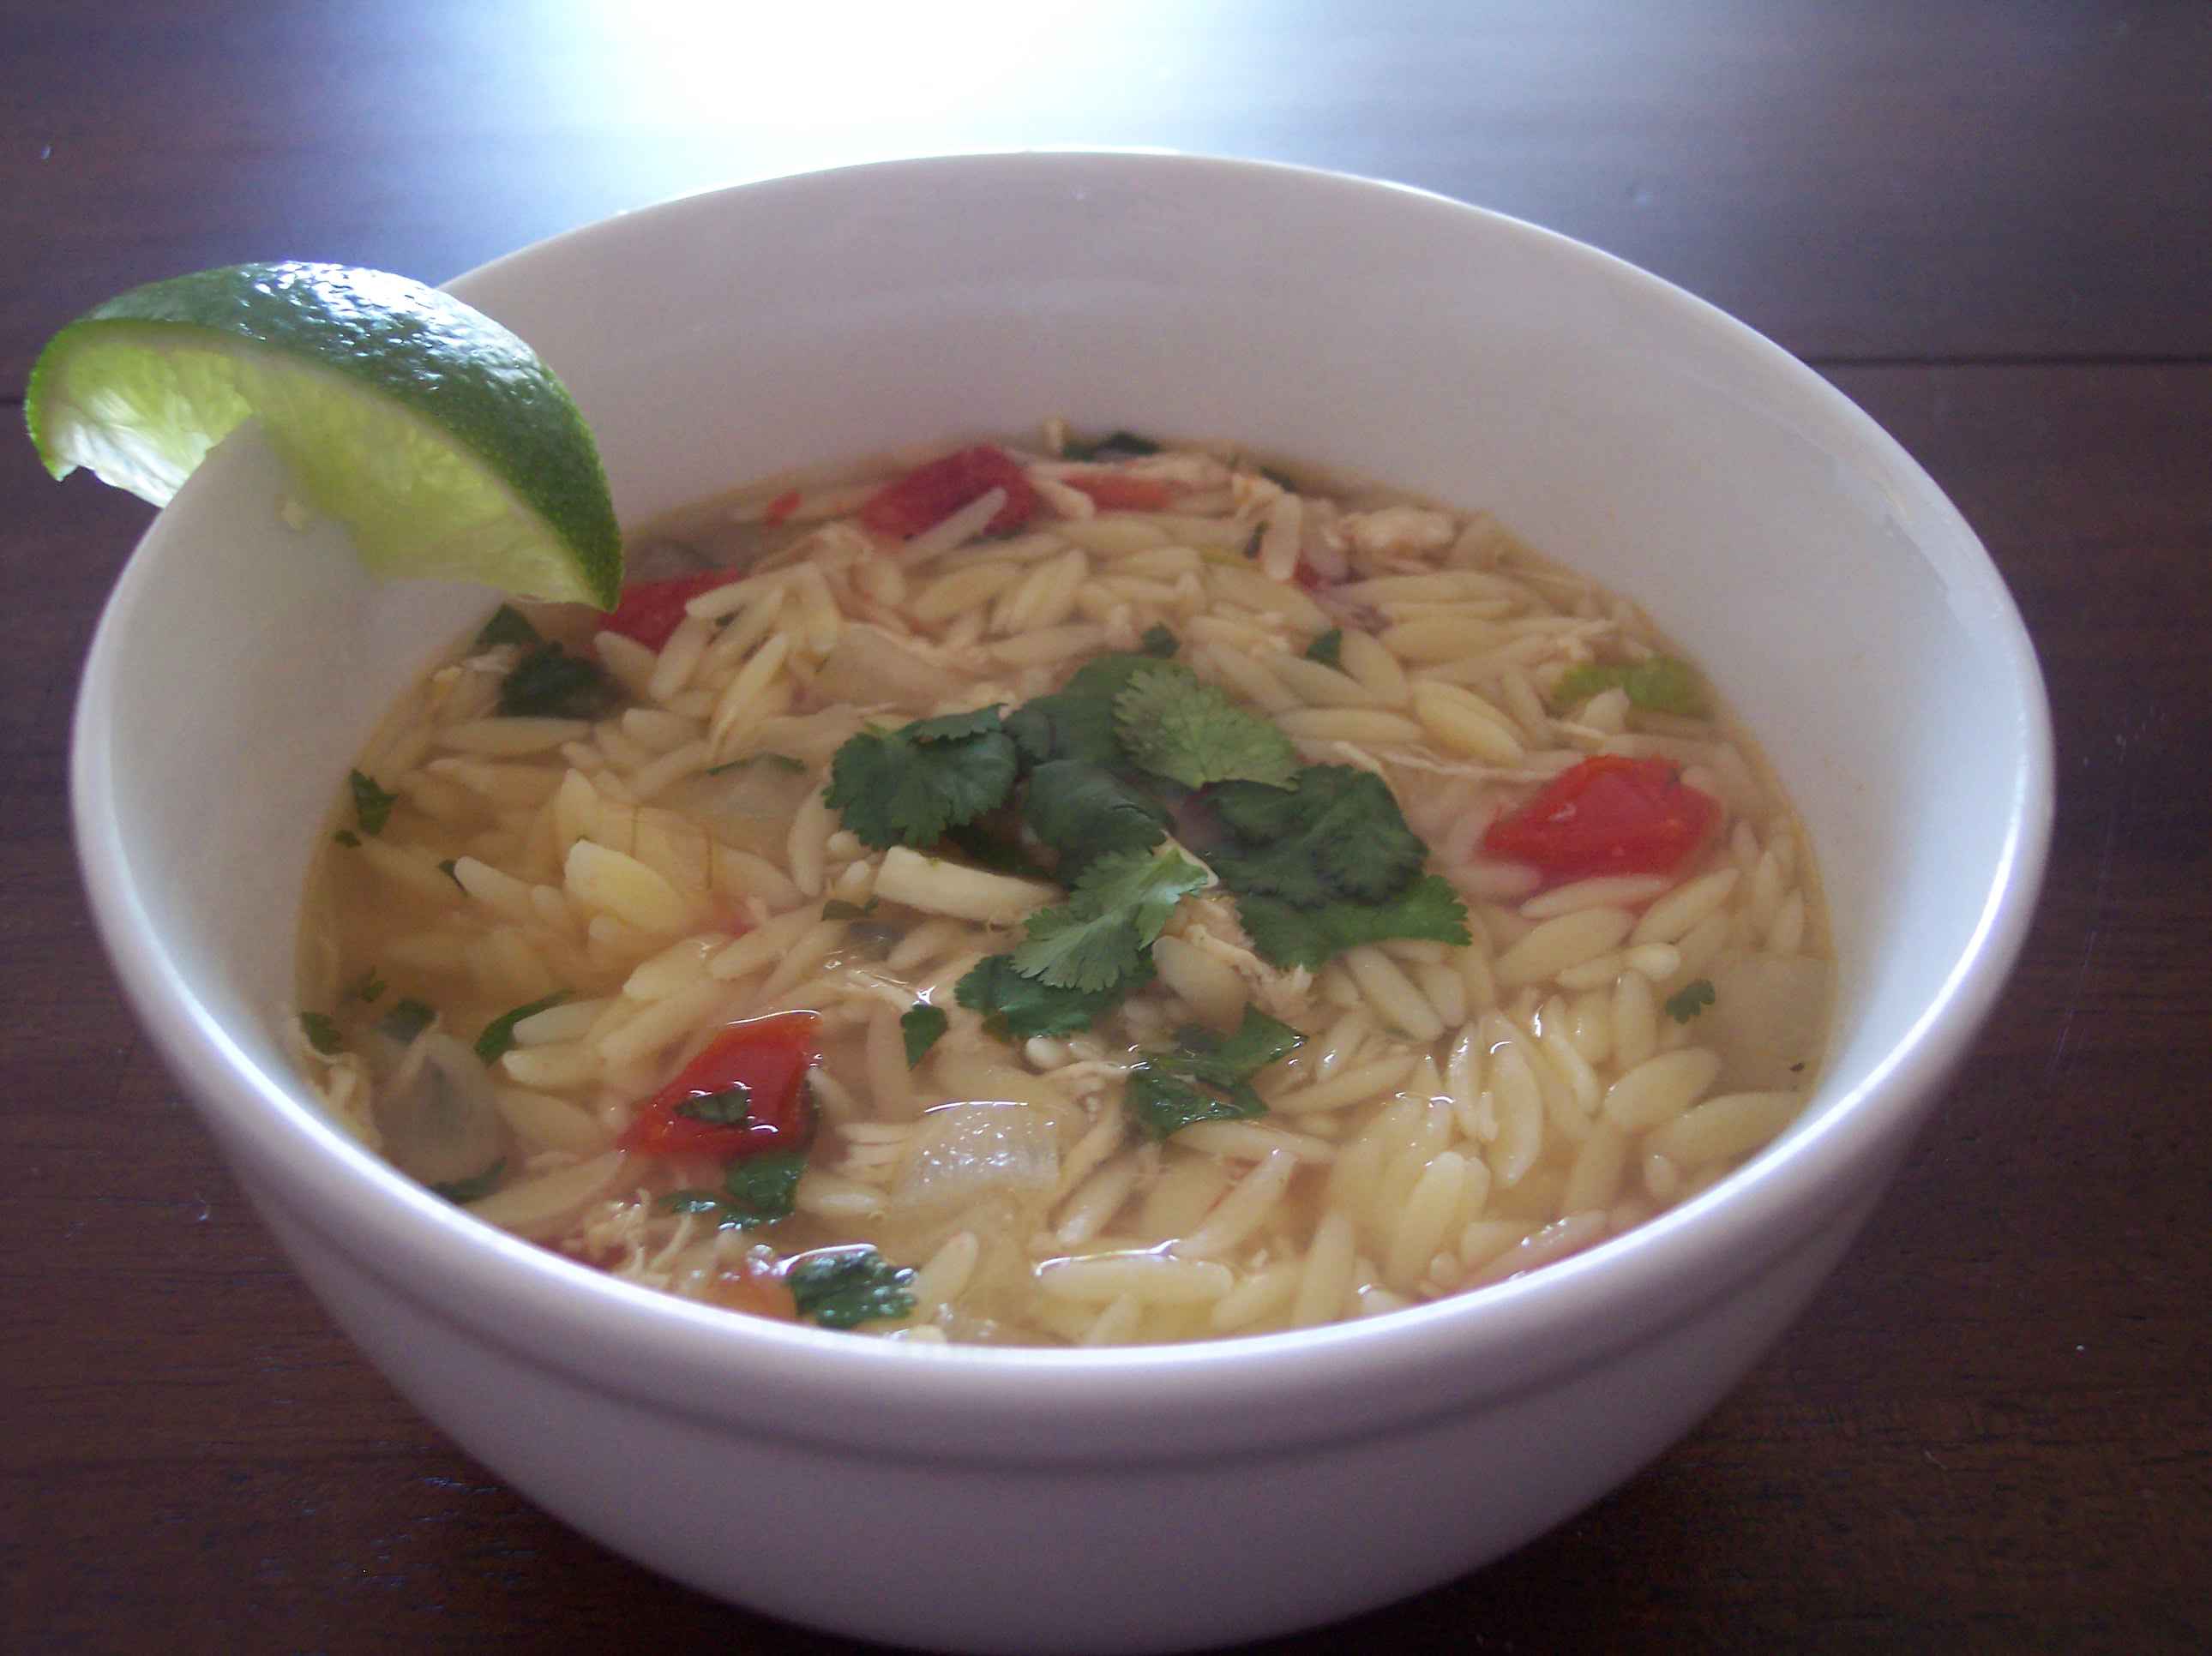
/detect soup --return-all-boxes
[296,425,1830,1345]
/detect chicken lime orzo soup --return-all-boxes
[295,423,1830,1345]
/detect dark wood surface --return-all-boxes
[3,5,2207,1652]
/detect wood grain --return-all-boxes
[3,3,2209,1653]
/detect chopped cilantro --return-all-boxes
[1232,874,1472,971]
[1127,1008,1305,1139]
[1012,849,1209,992]
[720,1151,806,1227]
[1550,656,1706,717]
[1304,628,1344,669]
[1209,765,1428,907]
[473,603,540,650]
[656,1189,735,1217]
[821,897,879,921]
[472,990,570,1065]
[432,1160,505,1205]
[1003,651,1157,767]
[1021,759,1167,883]
[676,1083,752,1126]
[942,819,1053,878]
[333,828,361,848]
[299,1011,343,1055]
[382,996,436,1043]
[787,1245,917,1329]
[1789,1062,1806,1073]
[1067,429,1160,461]
[1260,465,1298,493]
[901,1003,948,1067]
[825,706,1017,850]
[496,642,621,720]
[955,951,1153,1041]
[1113,660,1301,791]
[1664,979,1716,1024]
[437,857,463,888]
[346,968,387,1004]
[1139,622,1179,658]
[349,769,396,837]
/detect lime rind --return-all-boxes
[26,263,622,609]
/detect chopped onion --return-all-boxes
[891,1101,1060,1216]
[1707,952,1832,1089]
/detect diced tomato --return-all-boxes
[763,489,802,524]
[1483,755,1721,881]
[617,1011,820,1161]
[859,445,1037,539]
[1291,561,1324,589]
[1065,471,1174,512]
[598,570,742,651]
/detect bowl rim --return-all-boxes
[69,147,2055,1461]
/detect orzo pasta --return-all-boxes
[295,424,1830,1345]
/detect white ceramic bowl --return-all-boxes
[71,152,2051,1653]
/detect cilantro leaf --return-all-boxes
[901,1003,948,1066]
[1305,628,1344,668]
[382,996,437,1043]
[497,642,621,719]
[437,858,463,888]
[676,1083,752,1126]
[825,707,1018,850]
[1113,660,1301,791]
[299,1011,344,1055]
[472,990,570,1065]
[432,1160,505,1204]
[1209,765,1427,907]
[1664,978,1716,1023]
[333,828,361,848]
[1127,1008,1305,1139]
[656,1189,736,1217]
[942,818,1053,878]
[955,951,1154,1040]
[788,1245,917,1329]
[1139,623,1179,658]
[721,1150,806,1227]
[1012,849,1208,992]
[1065,429,1160,461]
[820,897,878,921]
[474,603,541,650]
[1022,759,1167,883]
[346,968,387,1004]
[1002,651,1156,766]
[349,769,397,837]
[1233,873,1472,970]
[1550,655,1706,717]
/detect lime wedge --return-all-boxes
[25,261,621,609]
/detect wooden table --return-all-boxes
[5,4,2207,1650]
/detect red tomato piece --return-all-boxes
[617,1011,820,1161]
[1483,755,1721,881]
[598,570,742,652]
[763,489,802,524]
[1066,471,1174,511]
[859,445,1037,539]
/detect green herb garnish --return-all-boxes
[1549,656,1706,717]
[955,951,1154,1041]
[1112,660,1301,791]
[1021,759,1168,884]
[437,857,463,888]
[1304,628,1344,669]
[901,1003,948,1067]
[496,642,620,720]
[721,1150,806,1227]
[382,996,436,1043]
[1002,651,1157,767]
[1012,849,1209,993]
[299,1011,344,1055]
[1127,1008,1306,1139]
[787,1245,917,1329]
[1139,622,1179,658]
[333,828,361,847]
[823,706,1017,850]
[346,967,387,1004]
[472,990,571,1065]
[675,1083,752,1126]
[474,603,541,650]
[349,769,396,837]
[1663,979,1716,1023]
[707,751,805,777]
[432,1160,505,1205]
[820,897,878,921]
